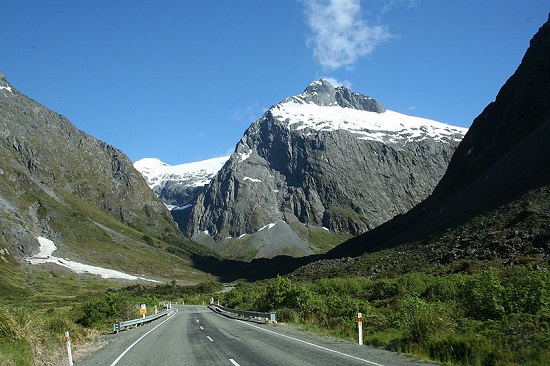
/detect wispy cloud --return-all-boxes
[322,76,352,88]
[302,0,392,70]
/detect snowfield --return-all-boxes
[134,156,230,191]
[272,102,468,144]
[25,237,161,283]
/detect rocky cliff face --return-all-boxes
[0,73,182,260]
[181,80,467,259]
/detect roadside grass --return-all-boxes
[0,274,224,365]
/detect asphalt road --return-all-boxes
[76,305,432,366]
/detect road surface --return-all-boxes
[76,305,431,366]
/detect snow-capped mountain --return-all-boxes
[179,79,467,260]
[274,81,465,144]
[134,156,229,209]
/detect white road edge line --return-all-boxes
[206,335,214,342]
[229,358,240,366]
[110,308,179,366]
[237,320,385,366]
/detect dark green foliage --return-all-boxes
[78,292,135,327]
[368,278,398,301]
[459,269,505,320]
[222,265,550,365]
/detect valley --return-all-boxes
[0,11,549,366]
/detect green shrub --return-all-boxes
[396,272,430,297]
[460,270,505,320]
[77,292,135,327]
[368,278,398,301]
[422,274,462,302]
[276,308,300,323]
[500,266,550,314]
[396,297,456,343]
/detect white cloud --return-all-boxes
[322,76,352,89]
[302,0,392,70]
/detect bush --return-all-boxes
[77,292,136,327]
[396,297,456,343]
[459,270,505,320]
[276,308,300,323]
[501,266,550,314]
[368,278,398,301]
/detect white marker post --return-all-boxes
[65,331,74,366]
[357,313,363,346]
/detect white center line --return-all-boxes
[229,359,240,366]
[206,336,214,342]
[200,326,204,330]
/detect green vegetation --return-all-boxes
[222,266,550,365]
[0,279,223,365]
[307,227,353,253]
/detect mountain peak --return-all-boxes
[286,79,386,113]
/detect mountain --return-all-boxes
[179,80,467,260]
[134,156,229,210]
[0,72,213,285]
[327,14,550,260]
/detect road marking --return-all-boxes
[206,336,214,342]
[200,326,204,330]
[237,320,385,366]
[110,308,179,366]
[229,359,240,366]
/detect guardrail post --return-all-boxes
[357,313,363,346]
[65,331,74,366]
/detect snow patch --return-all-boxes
[239,150,253,162]
[171,204,192,211]
[0,85,12,93]
[258,221,280,231]
[243,177,262,183]
[25,237,161,283]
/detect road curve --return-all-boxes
[76,305,431,366]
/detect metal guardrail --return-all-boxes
[210,304,277,323]
[113,310,170,333]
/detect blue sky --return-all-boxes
[1,1,548,165]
